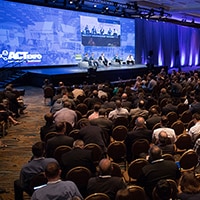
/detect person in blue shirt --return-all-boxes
[31,162,83,200]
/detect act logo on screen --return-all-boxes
[0,50,42,63]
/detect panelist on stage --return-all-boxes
[113,53,122,65]
[89,53,98,68]
[126,54,135,65]
[98,53,109,67]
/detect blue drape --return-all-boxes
[135,19,200,68]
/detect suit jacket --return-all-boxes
[146,114,161,130]
[78,125,106,152]
[125,127,152,162]
[177,192,200,200]
[162,103,177,115]
[40,123,56,141]
[61,147,96,178]
[90,117,113,146]
[137,159,181,199]
[90,117,113,135]
[87,176,126,200]
[46,134,74,158]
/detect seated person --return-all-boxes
[14,142,57,200]
[89,53,98,68]
[61,139,96,178]
[87,158,126,200]
[82,53,89,62]
[98,53,109,67]
[126,54,135,65]
[0,101,20,126]
[113,54,122,65]
[31,162,83,200]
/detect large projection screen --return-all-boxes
[0,1,135,68]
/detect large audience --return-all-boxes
[2,68,200,199]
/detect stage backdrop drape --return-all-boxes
[135,19,200,69]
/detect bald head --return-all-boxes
[99,158,113,175]
[158,131,168,144]
[135,116,146,127]
[121,93,127,100]
[149,145,162,162]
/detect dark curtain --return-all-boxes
[135,19,200,68]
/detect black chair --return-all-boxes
[131,139,150,160]
[85,193,110,200]
[53,145,72,165]
[175,133,192,154]
[84,143,103,166]
[66,166,92,198]
[128,185,146,200]
[29,173,47,195]
[112,125,128,141]
[107,141,127,170]
[124,158,148,183]
[171,120,185,136]
[152,179,178,200]
[179,149,198,171]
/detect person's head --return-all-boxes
[101,95,108,102]
[192,113,200,123]
[121,93,128,100]
[149,107,159,116]
[44,113,54,123]
[92,90,98,97]
[73,139,84,149]
[179,171,200,194]
[148,145,162,162]
[160,115,169,127]
[55,122,66,134]
[44,79,49,84]
[32,142,45,158]
[99,158,113,176]
[154,179,172,200]
[135,116,146,128]
[138,100,145,109]
[160,88,167,94]
[45,162,61,180]
[93,104,101,112]
[158,131,168,145]
[63,101,72,109]
[115,100,122,108]
[98,108,106,116]
[115,188,131,200]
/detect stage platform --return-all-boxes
[21,64,164,87]
[21,64,200,87]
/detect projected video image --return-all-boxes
[81,16,120,46]
[0,0,135,67]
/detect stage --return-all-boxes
[20,64,200,87]
[21,63,163,87]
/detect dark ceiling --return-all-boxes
[6,0,200,28]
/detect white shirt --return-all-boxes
[153,127,177,144]
[188,121,200,142]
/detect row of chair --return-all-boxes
[29,165,179,200]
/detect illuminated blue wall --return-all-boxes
[135,19,200,68]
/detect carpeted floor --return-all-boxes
[0,86,50,200]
